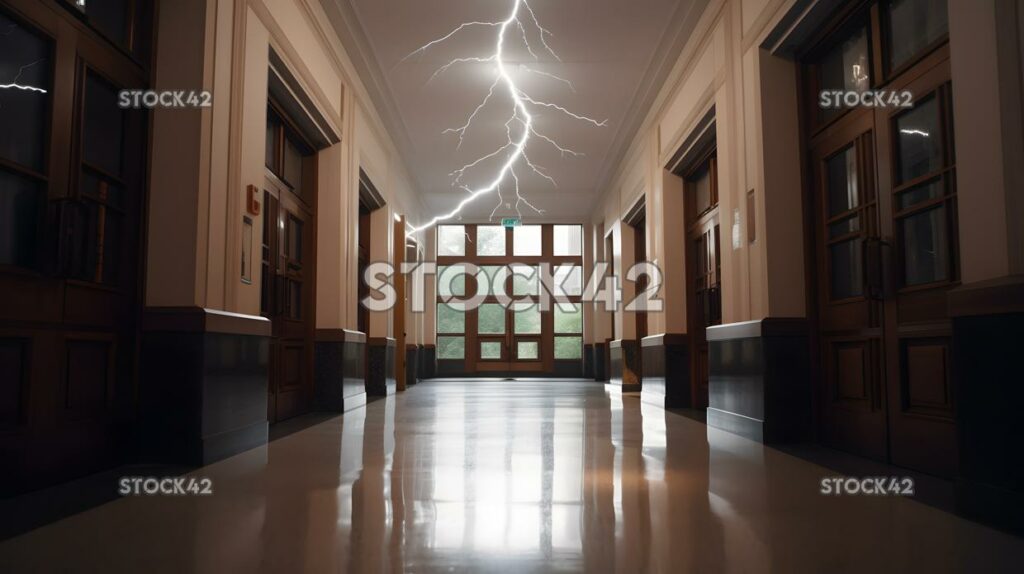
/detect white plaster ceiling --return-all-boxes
[322,0,706,223]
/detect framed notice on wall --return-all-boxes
[241,216,253,284]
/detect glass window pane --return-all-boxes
[478,303,506,334]
[511,264,539,296]
[693,165,712,215]
[826,146,858,216]
[438,225,465,256]
[480,341,502,360]
[829,238,864,300]
[828,215,860,239]
[83,71,125,177]
[476,225,505,256]
[0,12,51,171]
[477,265,507,297]
[437,336,465,359]
[554,336,582,360]
[0,169,42,267]
[887,0,948,71]
[514,225,542,256]
[553,225,582,256]
[265,113,277,169]
[554,303,582,333]
[80,0,129,47]
[819,26,870,119]
[283,136,303,194]
[901,206,949,285]
[898,179,943,210]
[437,303,465,334]
[517,341,539,360]
[896,96,942,184]
[553,266,582,297]
[513,303,541,334]
[438,265,467,297]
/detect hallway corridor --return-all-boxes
[1,380,1022,572]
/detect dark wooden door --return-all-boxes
[811,108,888,462]
[685,153,720,408]
[262,178,313,423]
[0,0,149,493]
[874,50,958,477]
[809,47,959,477]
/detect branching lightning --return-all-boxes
[0,59,47,94]
[404,0,606,233]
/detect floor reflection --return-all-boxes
[0,380,1022,572]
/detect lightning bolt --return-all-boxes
[405,0,606,233]
[0,59,47,94]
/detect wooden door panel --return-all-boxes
[875,50,959,477]
[263,176,314,424]
[62,338,113,422]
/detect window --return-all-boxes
[891,90,957,287]
[885,0,948,71]
[435,224,585,370]
[553,225,582,256]
[554,303,582,360]
[553,265,583,297]
[438,336,465,359]
[476,225,505,256]
[438,265,467,298]
[808,0,948,127]
[511,264,539,296]
[476,265,508,297]
[514,225,542,256]
[438,225,466,256]
[478,303,506,335]
[0,12,51,268]
[265,105,312,199]
[437,303,466,333]
[513,303,541,334]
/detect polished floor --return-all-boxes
[1,380,1022,572]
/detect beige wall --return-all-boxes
[590,0,807,342]
[146,0,426,344]
[589,0,1024,349]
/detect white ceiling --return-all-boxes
[322,0,706,223]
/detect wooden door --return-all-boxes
[810,108,888,461]
[0,0,150,493]
[874,50,958,477]
[801,0,959,476]
[685,153,720,408]
[262,178,313,423]
[394,215,406,390]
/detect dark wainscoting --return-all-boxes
[608,339,641,392]
[583,344,594,379]
[420,344,436,379]
[314,329,366,413]
[406,344,420,387]
[949,276,1024,533]
[641,334,689,408]
[436,359,465,377]
[139,307,270,466]
[367,337,396,397]
[706,318,810,443]
[593,341,607,381]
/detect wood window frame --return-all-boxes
[435,223,585,373]
[800,0,951,136]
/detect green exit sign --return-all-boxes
[501,217,521,228]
